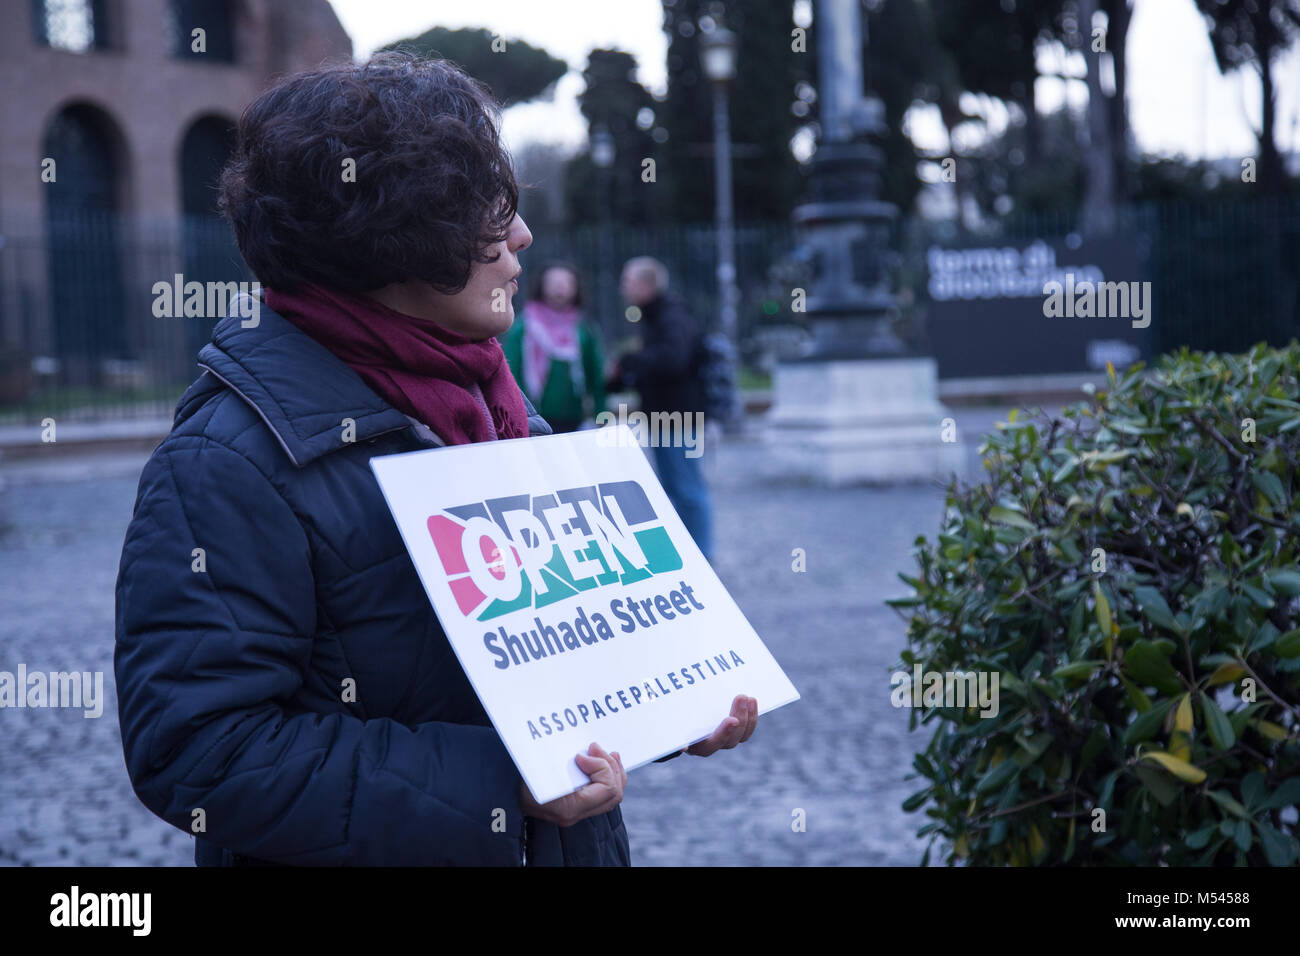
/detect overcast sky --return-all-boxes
[327,0,1300,164]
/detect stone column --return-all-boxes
[765,0,963,485]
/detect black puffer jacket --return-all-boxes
[613,293,704,415]
[114,301,631,866]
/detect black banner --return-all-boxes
[924,237,1153,378]
[0,864,1276,941]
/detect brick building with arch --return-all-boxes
[0,0,351,403]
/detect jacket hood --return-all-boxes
[194,291,549,468]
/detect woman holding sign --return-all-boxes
[114,52,757,867]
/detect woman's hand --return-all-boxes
[686,695,758,757]
[520,742,627,828]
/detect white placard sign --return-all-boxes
[370,425,800,804]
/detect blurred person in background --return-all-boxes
[608,256,714,562]
[502,261,605,433]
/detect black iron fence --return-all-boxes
[943,199,1300,359]
[1,199,1297,425]
[0,212,251,425]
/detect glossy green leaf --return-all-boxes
[1275,629,1300,658]
[1252,472,1287,511]
[1200,693,1235,751]
[902,788,931,812]
[1133,585,1178,632]
[1232,819,1253,853]
[1094,581,1112,637]
[1259,778,1300,811]
[1134,764,1179,806]
[1141,750,1207,783]
[1052,661,1102,682]
[975,758,1019,795]
[1124,697,1177,746]
[1257,823,1299,866]
[1207,790,1250,820]
[1266,568,1300,597]
[1123,640,1183,694]
[988,506,1036,532]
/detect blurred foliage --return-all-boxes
[381,26,567,106]
[547,0,1299,226]
[951,108,1088,220]
[564,50,660,227]
[890,343,1300,865]
[656,0,811,224]
[930,0,1058,124]
[1195,0,1300,195]
[862,0,957,217]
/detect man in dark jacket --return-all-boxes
[610,257,714,560]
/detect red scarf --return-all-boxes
[264,282,529,446]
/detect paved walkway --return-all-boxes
[0,407,1051,865]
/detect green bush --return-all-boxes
[890,342,1300,866]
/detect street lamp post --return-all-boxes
[700,26,739,351]
[796,0,904,358]
[590,124,616,343]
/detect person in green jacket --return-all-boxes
[503,261,605,433]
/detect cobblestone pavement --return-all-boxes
[0,452,195,866]
[0,407,1049,866]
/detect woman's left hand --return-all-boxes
[686,695,758,757]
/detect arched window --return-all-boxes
[31,0,110,52]
[42,103,127,382]
[168,0,236,63]
[180,115,235,218]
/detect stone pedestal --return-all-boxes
[764,357,965,486]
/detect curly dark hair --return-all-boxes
[218,52,519,295]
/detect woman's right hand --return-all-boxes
[519,742,626,827]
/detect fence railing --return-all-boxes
[921,199,1300,359]
[1,199,1297,425]
[0,212,251,425]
